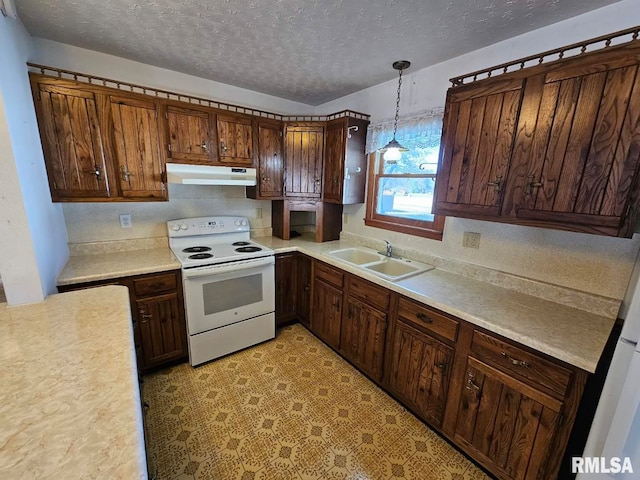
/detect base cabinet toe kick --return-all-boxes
[279,254,589,480]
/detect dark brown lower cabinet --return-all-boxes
[340,296,388,382]
[275,253,298,326]
[58,270,187,372]
[388,321,453,428]
[296,254,312,327]
[311,278,343,350]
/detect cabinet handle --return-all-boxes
[438,362,448,372]
[501,351,530,368]
[416,312,434,323]
[332,301,340,311]
[304,284,311,293]
[147,282,164,290]
[121,166,134,182]
[201,140,208,151]
[83,166,102,180]
[466,378,481,391]
[139,311,152,320]
[220,141,229,153]
[525,174,543,195]
[486,175,502,193]
[314,178,321,185]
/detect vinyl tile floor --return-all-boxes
[142,324,490,480]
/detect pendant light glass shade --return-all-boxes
[379,60,411,162]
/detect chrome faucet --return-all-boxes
[378,240,394,257]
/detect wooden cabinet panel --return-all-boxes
[455,356,561,480]
[347,275,389,311]
[217,113,253,166]
[397,297,459,343]
[165,105,217,164]
[108,95,166,199]
[323,119,346,203]
[136,292,187,368]
[388,320,453,427]
[284,123,324,198]
[340,296,387,381]
[311,276,342,349]
[32,82,111,200]
[296,254,312,328]
[314,261,344,288]
[133,272,177,297]
[436,39,640,237]
[256,121,284,198]
[435,81,522,218]
[275,253,298,326]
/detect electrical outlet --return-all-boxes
[119,214,132,229]
[255,208,262,220]
[462,231,481,249]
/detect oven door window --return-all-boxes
[202,273,263,315]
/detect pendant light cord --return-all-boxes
[393,67,403,139]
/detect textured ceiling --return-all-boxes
[16,0,621,105]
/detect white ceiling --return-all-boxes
[16,0,621,105]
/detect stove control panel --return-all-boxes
[167,216,250,237]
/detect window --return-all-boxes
[364,110,445,240]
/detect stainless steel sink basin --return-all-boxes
[329,247,433,281]
[329,248,384,265]
[363,257,433,281]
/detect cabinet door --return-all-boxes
[323,119,346,203]
[217,113,253,166]
[434,79,523,218]
[503,63,640,235]
[166,105,216,164]
[341,296,387,381]
[33,82,112,200]
[311,279,342,349]
[257,121,284,198]
[284,124,324,198]
[455,356,561,480]
[136,292,187,369]
[275,253,298,326]
[388,321,453,427]
[296,254,312,328]
[109,95,166,199]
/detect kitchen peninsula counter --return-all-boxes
[0,286,147,479]
[255,235,618,373]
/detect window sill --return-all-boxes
[364,217,444,241]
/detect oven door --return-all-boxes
[182,256,275,335]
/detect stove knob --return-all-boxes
[219,222,224,228]
[171,224,180,232]
[180,224,188,230]
[234,220,241,226]
[241,220,248,226]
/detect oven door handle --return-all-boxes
[183,256,275,279]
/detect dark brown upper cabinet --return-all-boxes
[164,104,218,165]
[434,32,640,237]
[216,113,254,166]
[284,123,325,198]
[247,119,284,200]
[323,116,369,204]
[31,81,112,201]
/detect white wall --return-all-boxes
[30,38,313,115]
[0,16,68,305]
[316,0,640,300]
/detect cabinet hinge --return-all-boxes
[165,111,168,119]
[167,144,172,152]
[279,131,283,137]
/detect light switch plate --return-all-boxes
[119,214,132,229]
[462,231,481,249]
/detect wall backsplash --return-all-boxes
[62,184,271,243]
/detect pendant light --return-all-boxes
[379,60,410,163]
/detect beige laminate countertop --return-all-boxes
[57,247,180,286]
[0,286,147,479]
[254,235,616,373]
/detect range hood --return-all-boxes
[166,163,257,186]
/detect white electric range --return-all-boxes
[168,216,275,366]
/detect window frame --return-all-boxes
[364,152,445,240]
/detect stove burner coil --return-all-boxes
[183,246,212,253]
[188,253,214,260]
[235,246,262,253]
[232,241,251,246]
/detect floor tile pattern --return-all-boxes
[142,324,490,480]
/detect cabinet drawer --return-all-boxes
[348,275,389,311]
[471,330,572,398]
[133,273,177,297]
[314,262,344,288]
[398,297,458,342]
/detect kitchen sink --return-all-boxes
[329,247,433,281]
[363,257,433,281]
[329,248,384,265]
